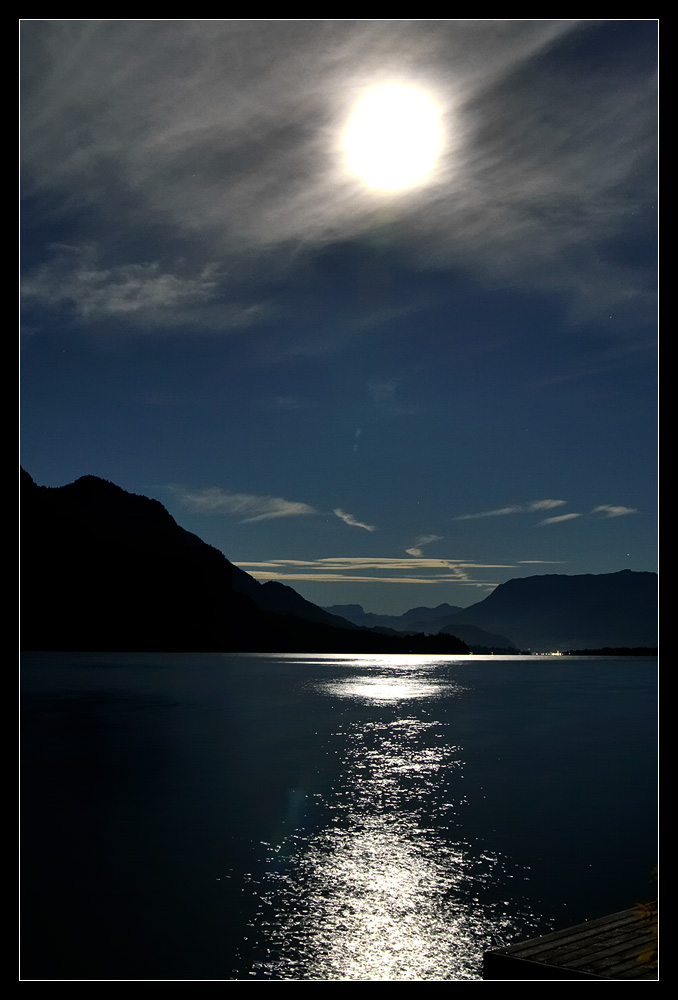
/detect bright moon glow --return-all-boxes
[342,84,443,191]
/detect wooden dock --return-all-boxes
[483,904,658,980]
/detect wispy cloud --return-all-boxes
[235,556,513,588]
[539,504,638,525]
[367,378,420,417]
[406,533,443,557]
[453,500,566,521]
[21,245,231,326]
[517,560,565,565]
[21,21,656,334]
[173,487,318,523]
[454,500,638,526]
[368,380,399,402]
[539,513,582,525]
[172,487,376,530]
[333,508,376,532]
[528,500,570,511]
[591,504,638,518]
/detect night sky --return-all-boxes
[20,21,658,614]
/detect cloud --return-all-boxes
[453,500,638,526]
[406,533,443,557]
[172,487,376,530]
[453,505,523,521]
[528,500,569,511]
[517,560,565,565]
[367,378,420,418]
[539,513,582,525]
[369,380,399,402]
[22,245,215,321]
[21,21,657,332]
[235,556,513,588]
[173,486,319,523]
[591,504,638,518]
[539,505,638,524]
[453,500,566,521]
[333,508,376,532]
[21,244,268,332]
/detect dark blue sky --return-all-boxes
[20,20,657,613]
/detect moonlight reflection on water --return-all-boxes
[23,653,655,980]
[240,667,538,981]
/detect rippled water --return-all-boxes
[245,725,522,981]
[21,653,657,980]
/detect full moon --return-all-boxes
[342,83,443,192]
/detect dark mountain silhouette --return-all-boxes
[231,571,358,630]
[21,468,250,651]
[324,603,516,653]
[20,469,469,654]
[324,602,464,632]
[441,570,657,652]
[21,470,655,654]
[328,573,657,653]
[435,622,518,653]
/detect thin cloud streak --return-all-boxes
[315,558,512,570]
[540,513,582,525]
[539,506,638,524]
[333,508,376,532]
[236,555,514,589]
[245,572,496,585]
[173,487,319,523]
[238,559,512,570]
[172,487,376,530]
[592,504,638,518]
[518,560,566,564]
[454,500,638,526]
[453,500,566,520]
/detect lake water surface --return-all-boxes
[21,653,657,980]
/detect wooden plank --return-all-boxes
[483,905,657,980]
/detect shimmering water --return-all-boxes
[21,653,657,980]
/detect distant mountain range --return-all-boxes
[21,470,657,653]
[328,569,657,652]
[324,603,465,632]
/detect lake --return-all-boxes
[21,653,657,980]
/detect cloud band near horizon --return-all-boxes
[233,555,519,589]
